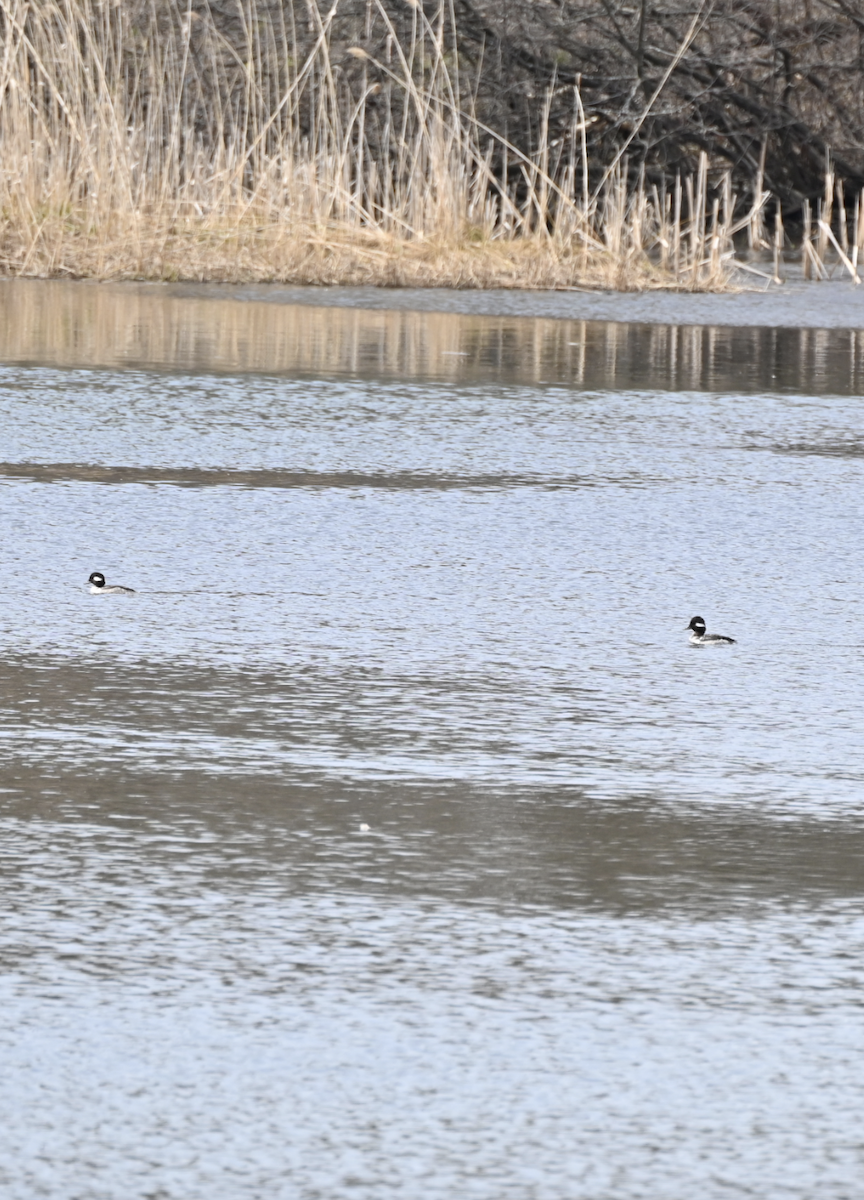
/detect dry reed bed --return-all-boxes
[0,0,851,290]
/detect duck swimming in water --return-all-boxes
[89,571,135,595]
[687,615,735,645]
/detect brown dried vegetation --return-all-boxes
[0,0,857,288]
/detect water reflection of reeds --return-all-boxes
[1,280,864,394]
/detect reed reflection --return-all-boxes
[1,279,863,394]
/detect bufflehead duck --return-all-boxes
[89,571,135,595]
[687,615,735,645]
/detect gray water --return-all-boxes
[1,286,864,1199]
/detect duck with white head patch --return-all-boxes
[687,615,735,645]
[89,571,135,595]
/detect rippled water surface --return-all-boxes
[2,285,864,1199]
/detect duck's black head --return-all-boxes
[687,615,706,634]
[89,572,105,588]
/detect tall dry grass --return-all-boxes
[0,0,764,290]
